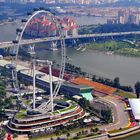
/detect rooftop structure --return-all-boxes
[71,77,117,95]
[7,100,85,133]
[128,98,140,120]
[0,59,86,133]
[61,82,93,101]
[118,9,140,25]
[0,59,63,84]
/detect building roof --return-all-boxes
[80,92,93,101]
[73,95,82,100]
[128,98,140,120]
[71,77,117,95]
[63,82,93,90]
[0,59,63,83]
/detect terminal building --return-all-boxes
[61,82,93,101]
[0,59,63,92]
[7,102,85,133]
[0,59,94,101]
[0,59,86,133]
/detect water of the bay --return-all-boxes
[0,14,107,41]
[116,132,140,140]
[0,15,140,139]
[35,46,140,86]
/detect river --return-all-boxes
[0,15,140,86]
[117,132,140,140]
[35,46,140,86]
[0,14,140,139]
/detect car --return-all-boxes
[21,19,28,23]
[12,40,18,44]
[12,89,19,94]
[33,8,39,12]
[27,12,32,16]
[16,28,22,33]
[8,79,16,83]
[39,7,45,10]
[45,8,51,12]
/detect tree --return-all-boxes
[78,98,90,111]
[95,127,99,132]
[90,128,94,133]
[92,75,96,81]
[4,98,13,109]
[135,81,140,98]
[101,109,112,123]
[56,137,60,140]
[66,132,70,138]
[114,77,120,88]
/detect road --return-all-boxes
[0,31,140,48]
[97,95,129,131]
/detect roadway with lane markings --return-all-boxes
[0,31,140,49]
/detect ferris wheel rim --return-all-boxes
[13,10,66,107]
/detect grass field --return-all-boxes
[16,109,26,119]
[86,40,140,57]
[115,90,136,98]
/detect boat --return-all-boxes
[106,51,114,55]
[76,46,82,51]
[81,48,86,52]
[66,56,72,61]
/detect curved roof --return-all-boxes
[128,99,140,120]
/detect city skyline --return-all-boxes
[1,1,140,140]
[1,0,140,4]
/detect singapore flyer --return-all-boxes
[7,8,85,134]
[11,8,66,112]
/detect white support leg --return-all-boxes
[49,63,53,112]
[33,59,36,110]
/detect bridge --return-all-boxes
[0,31,140,49]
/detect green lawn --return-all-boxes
[85,40,140,57]
[24,99,31,106]
[116,48,140,57]
[30,126,99,140]
[115,90,136,98]
[59,104,76,112]
[109,127,130,134]
[16,109,27,119]
[87,41,130,51]
[52,101,77,115]
[52,104,77,115]
[30,134,56,140]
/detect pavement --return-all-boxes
[2,94,129,140]
[97,95,129,131]
[4,134,29,140]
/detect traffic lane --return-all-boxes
[91,95,129,131]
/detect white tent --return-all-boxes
[128,99,140,120]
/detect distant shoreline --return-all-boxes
[0,19,16,26]
[110,128,140,140]
[85,40,140,57]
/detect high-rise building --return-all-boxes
[118,9,140,25]
[4,0,36,3]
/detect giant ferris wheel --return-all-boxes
[10,8,66,112]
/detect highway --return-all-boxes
[98,95,129,131]
[0,31,140,49]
